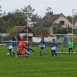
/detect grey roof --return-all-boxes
[37,12,71,27]
[37,13,61,27]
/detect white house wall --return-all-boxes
[53,16,72,28]
[19,33,33,37]
[49,15,73,34]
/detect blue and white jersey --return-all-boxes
[51,41,57,50]
[40,39,45,47]
[39,39,45,49]
[26,46,31,54]
[7,42,14,49]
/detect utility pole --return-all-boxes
[22,5,34,44]
[72,9,77,41]
[0,6,2,43]
[0,6,2,18]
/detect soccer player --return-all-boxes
[68,39,74,54]
[14,35,26,57]
[24,44,35,57]
[7,39,15,56]
[51,39,58,58]
[22,39,26,52]
[39,37,46,56]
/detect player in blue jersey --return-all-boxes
[51,39,58,58]
[7,39,15,56]
[39,37,46,56]
[24,44,35,57]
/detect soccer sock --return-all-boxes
[52,50,54,57]
[44,53,46,55]
[44,51,46,55]
[9,51,12,56]
[69,48,70,54]
[40,50,42,56]
[12,52,15,56]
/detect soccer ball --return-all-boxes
[7,53,10,56]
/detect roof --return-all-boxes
[14,26,34,33]
[37,12,71,27]
[43,14,61,23]
[14,26,26,32]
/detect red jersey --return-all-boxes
[22,41,26,48]
[17,40,26,52]
[17,40,23,48]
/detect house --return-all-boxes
[14,26,34,41]
[38,12,72,34]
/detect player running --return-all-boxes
[39,37,46,56]
[7,39,15,56]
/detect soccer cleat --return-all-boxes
[15,55,18,57]
[40,54,42,56]
[52,57,54,58]
[44,53,46,56]
[56,56,58,58]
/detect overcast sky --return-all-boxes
[0,0,77,17]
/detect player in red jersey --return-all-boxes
[14,35,26,57]
[22,39,26,52]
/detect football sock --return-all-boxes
[12,52,15,56]
[40,51,42,56]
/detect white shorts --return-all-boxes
[51,46,56,50]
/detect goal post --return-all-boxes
[54,34,77,53]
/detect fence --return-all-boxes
[1,33,77,48]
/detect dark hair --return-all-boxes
[52,39,55,42]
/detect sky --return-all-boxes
[0,0,77,17]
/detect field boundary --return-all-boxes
[57,52,77,53]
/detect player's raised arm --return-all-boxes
[14,35,17,41]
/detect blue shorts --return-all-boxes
[9,48,13,51]
[24,51,29,55]
[52,50,56,52]
[40,47,45,50]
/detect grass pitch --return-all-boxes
[0,46,77,77]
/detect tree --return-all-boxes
[67,15,77,24]
[45,7,52,13]
[57,28,67,34]
[0,5,37,33]
[52,23,61,33]
[21,5,35,22]
[52,23,67,34]
[7,27,17,36]
[0,19,6,32]
[67,16,72,23]
[32,25,50,37]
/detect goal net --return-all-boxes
[55,34,77,53]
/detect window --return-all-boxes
[60,21,65,25]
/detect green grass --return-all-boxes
[0,46,77,77]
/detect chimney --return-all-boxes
[48,11,53,18]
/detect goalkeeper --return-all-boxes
[68,39,74,54]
